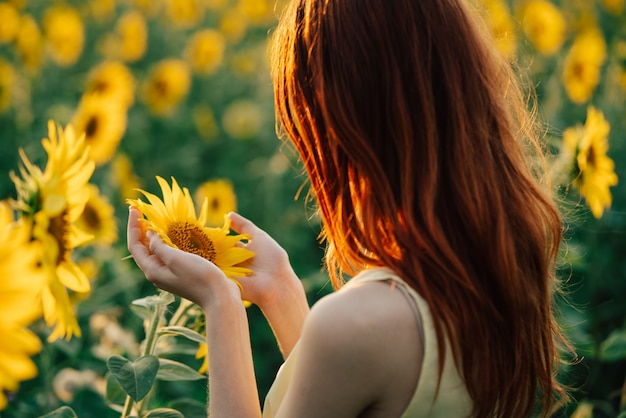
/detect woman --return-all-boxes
[127,0,571,416]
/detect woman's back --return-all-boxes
[264,268,472,417]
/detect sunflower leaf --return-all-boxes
[157,358,205,381]
[144,408,185,418]
[107,355,159,401]
[598,329,626,362]
[132,292,175,311]
[158,326,206,343]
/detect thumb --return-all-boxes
[228,212,259,236]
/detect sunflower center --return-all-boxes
[85,116,99,139]
[49,210,70,265]
[92,80,110,94]
[154,79,168,97]
[167,222,216,263]
[210,197,220,211]
[81,203,101,232]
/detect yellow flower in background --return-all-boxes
[0,59,15,113]
[141,59,191,116]
[600,0,624,14]
[85,61,136,109]
[90,0,117,22]
[166,0,204,28]
[185,29,226,75]
[196,342,208,374]
[11,121,95,341]
[570,401,593,418]
[562,28,607,104]
[222,99,263,140]
[480,0,517,58]
[521,0,566,56]
[195,179,237,227]
[203,0,229,11]
[125,0,161,16]
[220,8,248,43]
[43,5,85,67]
[0,202,46,411]
[110,153,141,200]
[128,176,255,280]
[563,107,618,218]
[76,184,118,246]
[71,94,128,166]
[193,104,219,141]
[16,15,44,72]
[6,0,27,9]
[237,0,275,26]
[116,10,148,62]
[0,2,20,44]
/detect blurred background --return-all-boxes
[0,0,624,417]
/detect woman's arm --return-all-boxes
[127,208,262,417]
[227,212,310,358]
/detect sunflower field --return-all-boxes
[0,0,625,417]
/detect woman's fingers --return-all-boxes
[228,212,259,237]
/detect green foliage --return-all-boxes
[107,355,159,402]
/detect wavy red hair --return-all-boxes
[270,0,570,416]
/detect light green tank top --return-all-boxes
[263,267,473,417]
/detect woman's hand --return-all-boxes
[227,212,304,310]
[227,212,309,357]
[127,207,240,309]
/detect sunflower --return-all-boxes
[16,15,44,73]
[166,0,203,28]
[521,0,566,56]
[43,5,85,67]
[141,59,191,116]
[562,28,607,104]
[128,176,255,281]
[0,59,15,113]
[0,2,20,44]
[84,61,135,109]
[90,0,116,22]
[115,10,148,62]
[222,99,263,140]
[480,0,517,59]
[71,93,128,166]
[220,8,248,43]
[185,29,226,75]
[563,107,618,218]
[76,184,118,246]
[237,0,275,26]
[11,121,95,341]
[0,202,47,411]
[192,104,219,141]
[194,179,237,227]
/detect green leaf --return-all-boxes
[157,358,205,381]
[132,292,175,311]
[598,329,626,362]
[105,373,127,406]
[39,406,78,418]
[107,355,159,401]
[617,413,626,418]
[130,304,153,320]
[169,398,207,418]
[158,326,206,343]
[143,408,185,418]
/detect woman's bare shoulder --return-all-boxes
[282,279,424,416]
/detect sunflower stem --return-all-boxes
[170,297,194,326]
[120,396,134,418]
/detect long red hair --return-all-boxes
[270,0,570,416]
